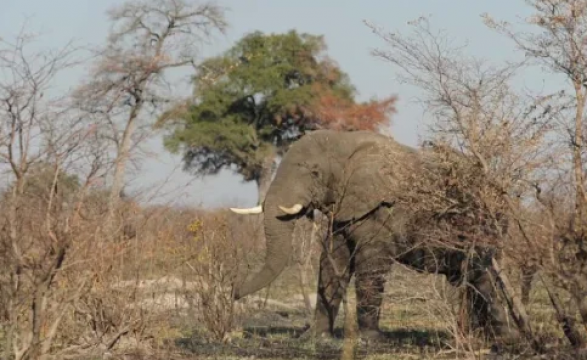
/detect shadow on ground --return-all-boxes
[175,324,453,359]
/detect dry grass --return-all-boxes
[0,193,572,360]
[127,211,567,360]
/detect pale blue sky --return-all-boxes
[0,0,556,208]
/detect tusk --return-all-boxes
[278,204,303,215]
[229,205,263,215]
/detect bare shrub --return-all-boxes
[72,0,228,230]
[366,15,557,353]
[0,2,230,359]
[183,213,241,341]
[138,209,244,342]
[482,0,587,350]
[0,24,168,360]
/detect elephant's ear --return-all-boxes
[332,140,418,222]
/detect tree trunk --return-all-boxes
[340,283,358,360]
[297,263,313,315]
[297,216,317,315]
[106,100,143,239]
[491,258,542,351]
[573,86,587,237]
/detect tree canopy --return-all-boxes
[158,29,396,198]
[3,163,80,200]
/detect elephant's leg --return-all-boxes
[354,251,390,340]
[465,260,520,343]
[315,232,353,337]
[349,214,393,340]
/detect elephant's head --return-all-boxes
[229,130,419,300]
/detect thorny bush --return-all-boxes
[167,211,246,342]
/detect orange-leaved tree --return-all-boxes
[307,84,397,132]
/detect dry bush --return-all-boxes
[0,25,165,360]
[0,156,155,360]
[482,0,587,350]
[0,1,230,358]
[0,164,163,359]
[367,7,587,354]
[367,15,557,354]
[125,206,326,343]
[126,206,265,342]
[182,213,241,341]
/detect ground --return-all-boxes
[116,262,579,360]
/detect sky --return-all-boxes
[0,0,557,209]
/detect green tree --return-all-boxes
[158,30,396,203]
[1,162,81,219]
[3,162,80,199]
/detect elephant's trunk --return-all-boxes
[233,198,296,300]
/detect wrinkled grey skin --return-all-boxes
[231,129,519,343]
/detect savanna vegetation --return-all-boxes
[3,1,587,360]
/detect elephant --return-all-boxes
[229,129,519,344]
